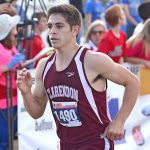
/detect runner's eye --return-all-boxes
[47,24,52,29]
[56,25,63,29]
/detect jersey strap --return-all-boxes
[75,46,104,124]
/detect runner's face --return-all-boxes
[48,14,75,49]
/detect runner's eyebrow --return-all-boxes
[47,22,65,26]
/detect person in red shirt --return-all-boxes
[23,12,47,67]
[97,4,126,63]
[125,18,150,68]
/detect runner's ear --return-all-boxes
[72,25,80,36]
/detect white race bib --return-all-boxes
[52,101,82,127]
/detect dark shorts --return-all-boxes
[60,136,114,150]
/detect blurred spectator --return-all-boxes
[97,4,127,64]
[11,0,28,22]
[0,3,17,16]
[133,1,150,35]
[84,20,107,51]
[106,0,118,9]
[83,0,105,29]
[69,0,84,18]
[0,14,24,150]
[0,0,5,4]
[105,0,126,32]
[22,12,47,67]
[69,0,85,44]
[120,0,143,39]
[125,18,150,68]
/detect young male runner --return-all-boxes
[17,4,140,150]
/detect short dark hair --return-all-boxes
[105,4,122,27]
[138,2,150,22]
[48,4,81,28]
